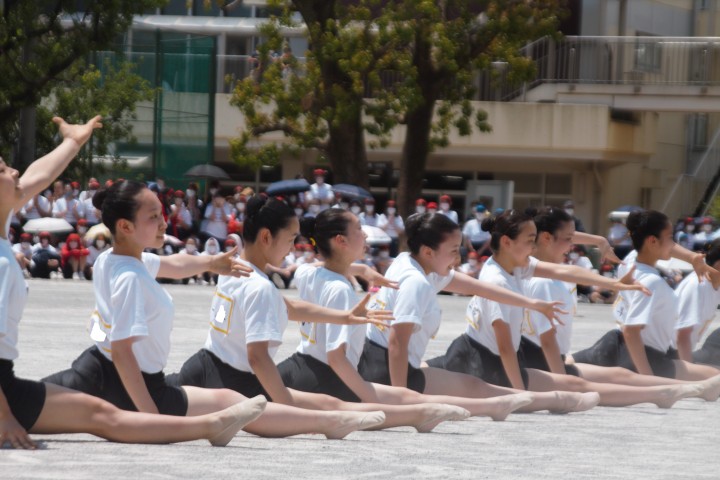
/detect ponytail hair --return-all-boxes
[482,208,535,253]
[92,180,147,235]
[625,210,669,251]
[242,195,296,243]
[533,206,574,237]
[405,213,460,254]
[299,208,351,258]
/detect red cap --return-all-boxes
[39,231,51,239]
[364,197,375,204]
[89,180,100,189]
[66,233,81,243]
[234,185,244,193]
[224,238,237,247]
[703,217,713,224]
[439,194,451,203]
[685,217,694,223]
[105,179,114,187]
[77,218,88,226]
[174,190,185,198]
[479,255,490,262]
[71,181,80,189]
[313,168,326,176]
[427,201,438,209]
[386,200,396,207]
[415,198,427,206]
[467,251,478,259]
[20,233,32,242]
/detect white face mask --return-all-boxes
[73,189,79,197]
[209,188,218,196]
[416,206,426,214]
[387,207,396,215]
[78,227,87,235]
[175,198,183,205]
[686,225,695,232]
[351,206,361,214]
[379,251,390,259]
[207,245,218,255]
[340,202,349,210]
[603,271,614,278]
[96,240,106,249]
[164,245,173,254]
[225,245,236,252]
[295,208,304,216]
[315,177,324,184]
[469,259,478,266]
[186,189,196,198]
[440,203,450,211]
[303,251,313,259]
[236,203,246,212]
[309,205,320,214]
[33,235,40,244]
[365,205,374,214]
[428,209,437,215]
[569,252,579,261]
[565,208,574,216]
[475,213,484,220]
[21,242,30,249]
[703,225,713,232]
[185,244,196,254]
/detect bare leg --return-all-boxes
[30,383,265,445]
[181,385,386,439]
[370,383,532,421]
[526,369,701,408]
[285,388,469,433]
[421,366,598,413]
[69,257,78,274]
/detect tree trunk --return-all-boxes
[397,99,435,218]
[326,117,369,188]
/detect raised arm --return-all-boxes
[157,247,251,279]
[572,231,621,264]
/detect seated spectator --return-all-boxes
[30,231,61,279]
[415,198,427,215]
[12,232,34,275]
[371,244,394,276]
[201,237,221,285]
[427,201,438,215]
[169,190,193,240]
[457,251,483,279]
[566,245,596,302]
[61,232,90,279]
[76,218,89,239]
[84,233,111,280]
[201,191,232,242]
[19,193,51,222]
[462,204,491,256]
[349,200,362,217]
[359,198,380,227]
[437,194,458,224]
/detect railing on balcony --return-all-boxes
[487,36,720,101]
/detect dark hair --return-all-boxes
[300,208,351,258]
[625,210,669,250]
[533,206,574,238]
[242,195,296,243]
[705,238,720,266]
[482,208,535,253]
[405,213,460,254]
[92,180,147,235]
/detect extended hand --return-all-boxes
[348,293,393,328]
[617,265,651,296]
[53,115,103,148]
[209,246,253,277]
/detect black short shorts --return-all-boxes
[436,334,529,389]
[42,346,188,416]
[693,327,720,367]
[518,337,580,377]
[277,353,360,402]
[0,359,46,430]
[357,339,426,393]
[572,330,676,378]
[169,348,270,401]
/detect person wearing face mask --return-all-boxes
[202,192,232,243]
[79,180,101,226]
[607,215,632,261]
[19,193,51,222]
[30,231,61,279]
[563,200,585,233]
[377,200,404,257]
[12,233,34,275]
[293,203,305,218]
[307,168,334,212]
[61,232,90,280]
[349,201,362,217]
[359,198,379,227]
[457,251,482,279]
[437,195,458,224]
[675,217,696,250]
[179,236,201,284]
[78,178,99,203]
[304,199,322,218]
[691,218,715,251]
[415,198,427,215]
[185,182,203,227]
[52,182,81,227]
[462,204,491,257]
[426,201,438,215]
[233,195,247,222]
[84,233,111,281]
[169,190,192,241]
[331,192,350,211]
[201,237,222,285]
[371,245,393,276]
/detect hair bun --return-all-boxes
[299,215,317,240]
[481,216,496,232]
[246,195,267,218]
[92,187,110,211]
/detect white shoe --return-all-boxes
[72,272,80,280]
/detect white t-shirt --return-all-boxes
[608,223,632,246]
[613,250,638,322]
[462,219,490,245]
[377,214,404,239]
[0,220,27,361]
[359,212,380,227]
[438,209,459,224]
[621,262,679,353]
[307,183,334,210]
[52,197,79,223]
[81,197,99,223]
[20,195,50,220]
[523,277,575,355]
[366,252,454,368]
[203,204,233,240]
[464,256,538,355]
[204,262,288,373]
[295,264,365,367]
[91,250,173,374]
[675,273,720,348]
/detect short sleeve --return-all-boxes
[141,252,161,278]
[392,276,433,332]
[293,263,315,293]
[322,283,355,352]
[0,258,10,337]
[515,256,539,280]
[109,271,149,341]
[243,283,284,345]
[624,288,658,328]
[676,281,703,330]
[524,280,555,336]
[428,269,454,292]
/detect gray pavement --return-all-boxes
[3,278,720,479]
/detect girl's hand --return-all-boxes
[208,247,253,276]
[354,264,399,290]
[53,115,103,148]
[533,299,566,326]
[597,238,622,264]
[348,293,393,328]
[0,415,36,450]
[617,265,651,296]
[690,253,719,284]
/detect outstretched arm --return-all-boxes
[284,294,392,328]
[157,247,252,279]
[572,231,621,264]
[534,261,650,295]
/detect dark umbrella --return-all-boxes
[615,205,643,212]
[184,164,230,180]
[332,184,372,202]
[266,178,311,196]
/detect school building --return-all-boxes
[111,0,720,234]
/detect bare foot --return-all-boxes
[415,404,470,433]
[323,411,386,440]
[655,384,704,409]
[549,391,600,414]
[487,393,534,422]
[699,374,720,402]
[208,395,268,447]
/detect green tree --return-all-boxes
[0,0,165,163]
[35,59,155,183]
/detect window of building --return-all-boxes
[690,113,708,151]
[634,33,662,72]
[495,172,572,210]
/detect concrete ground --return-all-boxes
[3,278,719,479]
